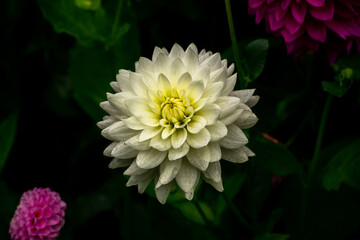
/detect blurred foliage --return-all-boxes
[1,0,360,239]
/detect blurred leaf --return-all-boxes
[251,135,301,176]
[321,81,350,98]
[255,233,290,240]
[0,113,18,175]
[243,39,269,81]
[37,0,112,46]
[322,138,360,191]
[69,46,113,120]
[0,180,17,239]
[75,0,101,11]
[171,201,206,225]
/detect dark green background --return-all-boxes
[1,0,360,239]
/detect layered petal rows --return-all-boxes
[9,188,66,240]
[249,0,360,63]
[98,43,259,204]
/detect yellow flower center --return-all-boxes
[159,91,194,129]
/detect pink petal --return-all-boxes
[326,19,351,39]
[248,0,265,8]
[284,14,302,34]
[281,0,291,10]
[291,1,307,24]
[309,0,334,21]
[281,27,305,43]
[268,13,285,31]
[306,20,327,42]
[306,0,325,7]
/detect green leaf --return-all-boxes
[321,81,350,98]
[243,39,269,81]
[37,0,112,46]
[322,138,360,191]
[255,233,290,240]
[0,113,18,175]
[69,45,113,120]
[250,135,301,176]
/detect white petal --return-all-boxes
[168,43,185,59]
[149,133,172,151]
[137,57,153,73]
[230,89,256,103]
[103,142,117,157]
[154,53,170,74]
[125,134,151,151]
[227,63,235,77]
[216,96,241,119]
[187,80,204,104]
[184,173,200,200]
[236,113,258,129]
[186,43,198,55]
[186,147,210,171]
[106,92,133,116]
[139,126,163,142]
[206,120,228,141]
[175,159,199,193]
[125,97,160,127]
[209,66,227,83]
[221,74,237,96]
[97,116,116,129]
[187,115,206,134]
[168,142,190,160]
[186,128,211,148]
[158,158,182,185]
[102,121,138,141]
[171,128,187,149]
[152,46,166,61]
[194,65,210,84]
[183,47,199,74]
[220,108,243,125]
[203,177,224,192]
[219,124,248,149]
[162,125,176,139]
[234,110,255,127]
[126,169,156,193]
[196,103,220,125]
[155,181,174,204]
[221,148,248,163]
[192,97,209,112]
[110,81,121,92]
[116,69,131,92]
[241,146,255,157]
[177,72,192,92]
[201,53,221,71]
[208,142,222,162]
[168,58,186,85]
[108,158,133,169]
[111,142,138,159]
[124,161,148,175]
[202,82,224,103]
[122,116,147,130]
[246,96,260,108]
[158,73,172,95]
[129,72,148,97]
[202,161,221,183]
[136,148,167,169]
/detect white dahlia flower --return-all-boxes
[98,43,259,204]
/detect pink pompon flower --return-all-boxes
[9,188,66,240]
[248,0,360,64]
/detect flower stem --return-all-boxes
[222,192,251,229]
[308,94,333,183]
[224,0,247,89]
[109,0,123,46]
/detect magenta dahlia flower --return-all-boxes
[248,0,360,63]
[9,188,66,240]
